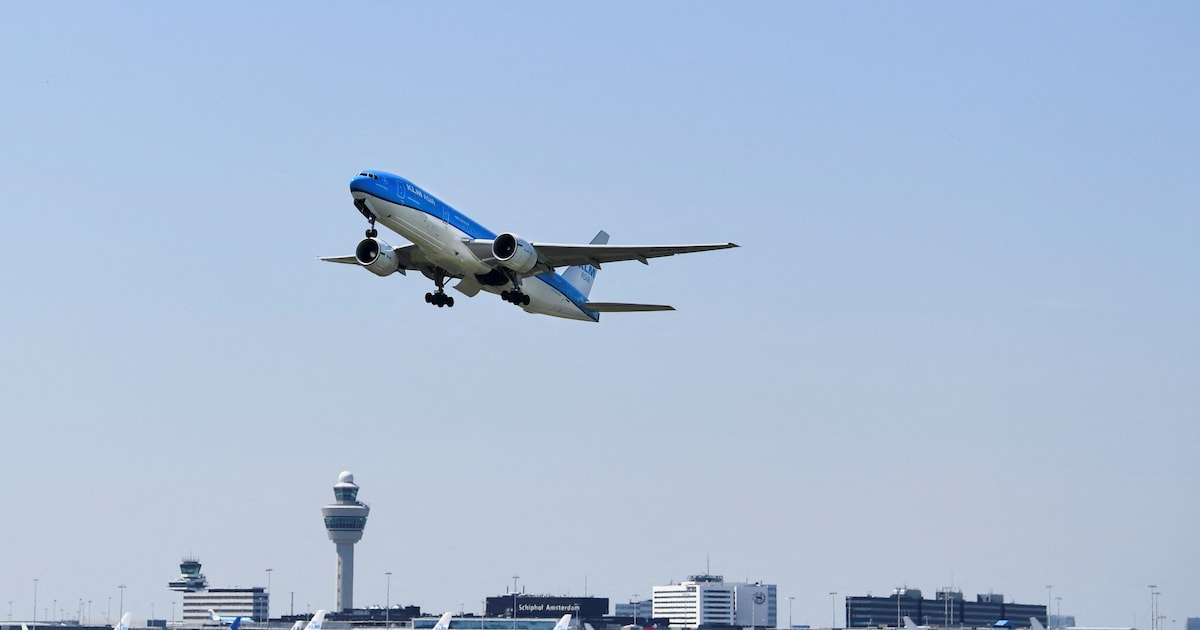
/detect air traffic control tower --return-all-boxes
[322,471,370,612]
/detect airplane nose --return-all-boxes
[349,171,383,193]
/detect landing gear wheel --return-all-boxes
[501,289,529,306]
[425,292,434,304]
[366,228,378,238]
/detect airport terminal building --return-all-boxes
[846,589,1046,628]
[653,575,777,629]
[484,596,610,619]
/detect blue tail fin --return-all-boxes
[562,230,608,298]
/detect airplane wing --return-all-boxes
[464,239,738,273]
[533,242,739,268]
[318,244,419,275]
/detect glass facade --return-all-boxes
[324,515,369,529]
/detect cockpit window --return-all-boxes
[357,172,379,180]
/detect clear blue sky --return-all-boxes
[1,3,1196,628]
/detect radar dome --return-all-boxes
[338,471,355,484]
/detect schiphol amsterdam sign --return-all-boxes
[518,603,582,613]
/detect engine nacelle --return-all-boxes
[492,232,538,273]
[355,237,400,276]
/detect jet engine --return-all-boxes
[355,237,401,276]
[492,232,538,273]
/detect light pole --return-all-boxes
[33,579,38,624]
[118,585,126,617]
[830,592,838,629]
[788,597,795,630]
[266,568,273,627]
[512,576,520,630]
[108,597,111,623]
[631,595,638,627]
[1148,586,1157,630]
[385,572,392,629]
[1055,597,1061,627]
[1044,586,1052,629]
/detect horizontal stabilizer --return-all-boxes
[585,302,675,312]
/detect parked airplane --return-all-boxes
[321,170,738,321]
[553,614,573,630]
[210,610,254,625]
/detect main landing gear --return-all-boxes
[501,289,530,306]
[425,270,454,308]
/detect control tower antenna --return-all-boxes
[321,471,370,612]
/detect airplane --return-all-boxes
[321,170,738,321]
[210,609,254,625]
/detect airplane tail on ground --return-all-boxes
[305,610,328,630]
[115,613,133,630]
[432,612,454,630]
[561,231,608,298]
[1031,618,1047,630]
[552,615,572,630]
[231,619,242,630]
[904,617,919,630]
[211,611,221,622]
